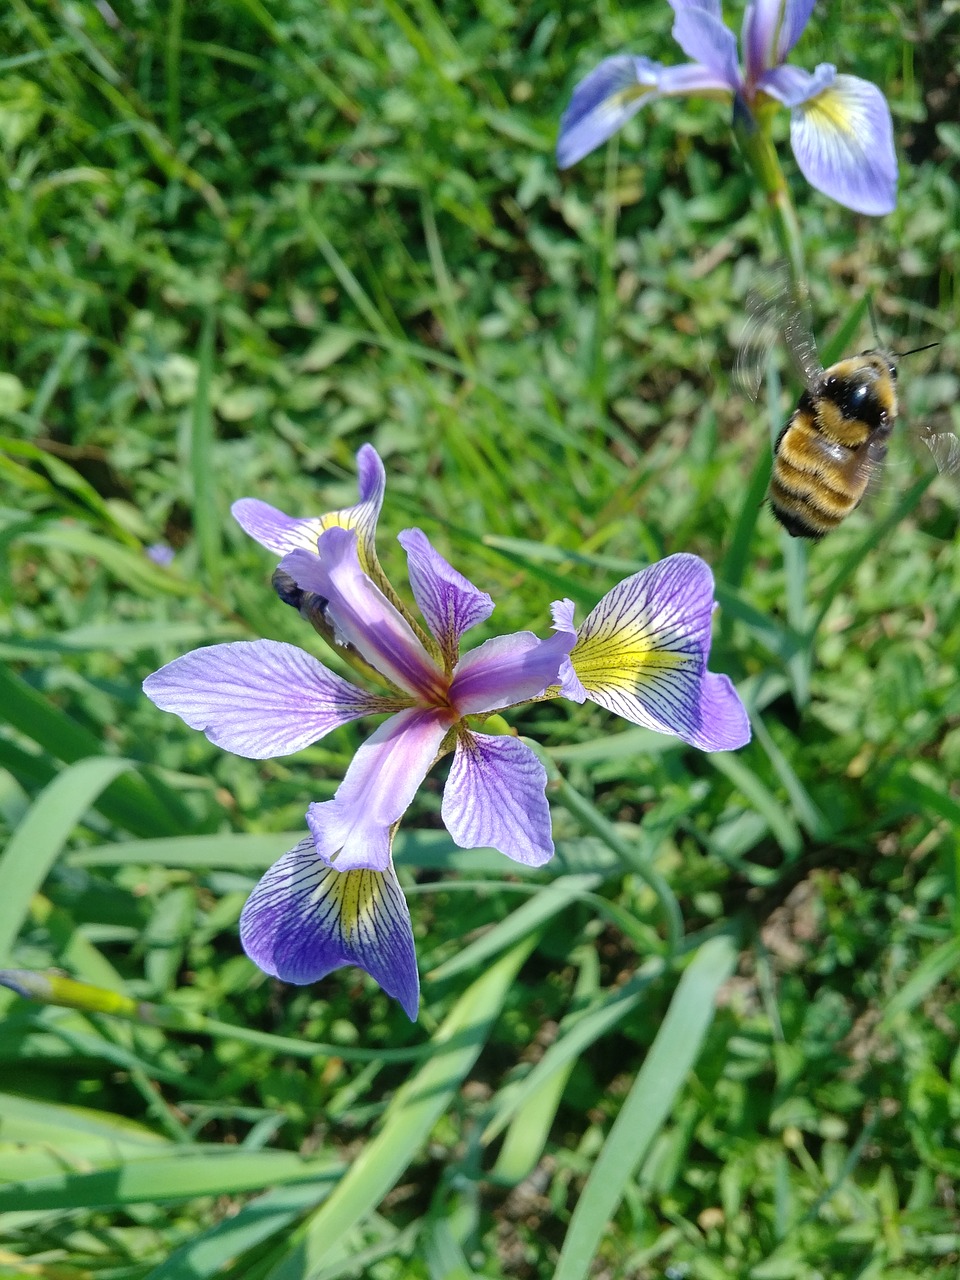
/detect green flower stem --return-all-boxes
[733,100,808,298]
[0,969,429,1063]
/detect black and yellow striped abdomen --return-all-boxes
[769,352,899,540]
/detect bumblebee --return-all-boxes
[737,286,955,540]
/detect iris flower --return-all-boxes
[557,0,897,216]
[144,447,574,1019]
[143,448,750,1019]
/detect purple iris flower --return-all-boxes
[143,447,574,1020]
[558,0,897,216]
[555,553,751,752]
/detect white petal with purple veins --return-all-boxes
[142,640,383,759]
[442,730,554,867]
[783,70,897,215]
[397,528,493,665]
[567,554,751,749]
[283,528,446,701]
[307,707,451,872]
[450,627,575,715]
[239,837,419,1019]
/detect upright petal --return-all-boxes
[239,837,419,1020]
[450,627,575,715]
[143,640,387,759]
[557,55,663,169]
[442,729,554,867]
[282,528,446,701]
[567,554,751,751]
[767,67,898,215]
[307,707,450,872]
[668,5,741,87]
[742,0,814,83]
[397,528,494,668]
[231,444,386,576]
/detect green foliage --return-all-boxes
[2,1,959,1276]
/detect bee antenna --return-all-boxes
[897,341,940,359]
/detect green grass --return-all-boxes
[2,0,960,1276]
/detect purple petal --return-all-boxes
[239,837,419,1020]
[231,444,386,574]
[282,527,446,701]
[557,55,663,169]
[450,627,575,715]
[442,730,554,867]
[146,542,174,566]
[307,707,450,872]
[760,61,833,107]
[784,70,898,215]
[669,7,741,87]
[566,554,751,750]
[142,640,384,759]
[742,0,814,83]
[397,528,493,666]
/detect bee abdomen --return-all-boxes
[769,410,865,540]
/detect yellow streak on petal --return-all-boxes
[327,868,383,943]
[571,622,695,694]
[799,86,858,138]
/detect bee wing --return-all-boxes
[920,429,960,477]
[734,272,821,401]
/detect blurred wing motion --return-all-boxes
[920,429,960,477]
[735,270,821,400]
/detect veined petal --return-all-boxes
[142,640,385,759]
[742,0,814,83]
[231,444,385,576]
[786,71,897,215]
[239,837,419,1020]
[568,554,750,750]
[442,729,554,867]
[307,707,450,872]
[450,627,575,715]
[282,527,446,701]
[397,528,494,667]
[669,8,741,87]
[557,55,663,169]
[550,599,588,704]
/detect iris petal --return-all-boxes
[397,527,494,667]
[142,640,385,759]
[669,9,741,86]
[557,55,663,169]
[786,71,897,215]
[232,444,386,575]
[239,837,419,1020]
[450,628,574,715]
[742,0,814,82]
[283,528,445,700]
[568,554,751,750]
[307,707,450,873]
[442,730,554,867]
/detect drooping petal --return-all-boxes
[239,837,419,1020]
[231,444,385,576]
[450,627,575,715]
[143,640,387,759]
[397,528,494,667]
[282,528,446,701]
[442,729,554,867]
[769,67,897,215]
[567,554,751,751]
[306,707,450,872]
[557,55,663,169]
[742,0,814,83]
[668,5,741,87]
